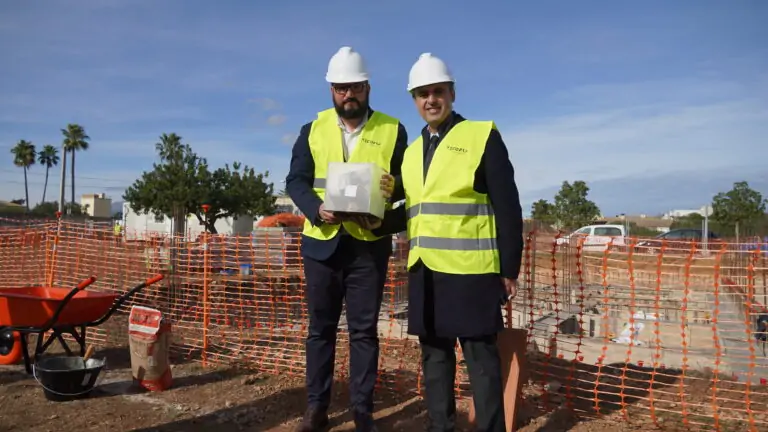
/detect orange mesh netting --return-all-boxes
[1,218,767,430]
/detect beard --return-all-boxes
[334,96,369,120]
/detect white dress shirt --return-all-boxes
[337,111,369,161]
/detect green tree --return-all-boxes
[0,199,26,214]
[199,162,277,232]
[10,140,36,211]
[123,133,277,234]
[37,145,60,203]
[31,201,85,217]
[669,212,742,237]
[623,222,660,237]
[531,199,557,226]
[711,181,767,240]
[62,123,90,209]
[756,213,768,237]
[670,213,704,230]
[553,180,601,230]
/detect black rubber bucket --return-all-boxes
[33,356,106,402]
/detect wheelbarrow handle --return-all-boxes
[34,276,99,333]
[145,274,165,286]
[88,274,165,327]
[76,276,97,290]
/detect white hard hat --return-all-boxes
[407,53,455,92]
[325,46,369,84]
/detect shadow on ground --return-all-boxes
[130,371,423,432]
[0,368,29,385]
[372,396,475,431]
[93,367,246,399]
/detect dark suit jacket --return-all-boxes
[285,108,408,262]
[374,112,524,338]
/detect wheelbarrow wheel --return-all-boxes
[0,328,22,365]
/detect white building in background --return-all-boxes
[275,196,301,215]
[81,193,112,218]
[662,206,714,220]
[121,202,253,238]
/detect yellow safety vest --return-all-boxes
[402,120,500,274]
[302,108,399,241]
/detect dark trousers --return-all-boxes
[304,236,389,414]
[420,334,506,432]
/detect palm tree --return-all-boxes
[156,133,184,163]
[37,145,60,203]
[155,133,188,237]
[10,140,37,211]
[62,123,90,208]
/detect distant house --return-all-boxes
[121,202,253,239]
[275,196,302,216]
[0,200,26,214]
[662,207,713,220]
[602,214,673,233]
[80,193,112,218]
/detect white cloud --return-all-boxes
[281,133,298,146]
[266,114,287,126]
[249,98,282,111]
[0,91,208,126]
[503,77,768,203]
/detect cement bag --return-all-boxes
[128,305,172,391]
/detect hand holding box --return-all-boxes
[324,162,387,219]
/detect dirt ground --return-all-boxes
[0,344,696,432]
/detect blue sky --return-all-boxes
[1,0,766,216]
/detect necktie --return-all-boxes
[423,135,439,181]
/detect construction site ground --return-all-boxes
[2,233,763,431]
[0,317,688,432]
[0,306,757,432]
[1,351,672,432]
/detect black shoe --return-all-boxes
[294,407,329,432]
[353,412,377,432]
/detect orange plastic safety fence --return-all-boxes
[1,219,768,430]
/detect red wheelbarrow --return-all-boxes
[0,274,165,374]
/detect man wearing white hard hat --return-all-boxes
[285,46,408,432]
[374,53,524,431]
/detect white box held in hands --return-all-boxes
[323,162,386,219]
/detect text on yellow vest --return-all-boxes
[402,120,500,274]
[302,108,399,241]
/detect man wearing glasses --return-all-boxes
[286,46,407,432]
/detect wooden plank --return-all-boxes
[468,327,528,432]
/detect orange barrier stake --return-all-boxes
[202,229,209,367]
[468,304,528,432]
[46,212,63,287]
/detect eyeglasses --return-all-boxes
[332,83,367,95]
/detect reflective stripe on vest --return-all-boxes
[405,202,494,219]
[302,108,400,242]
[409,236,497,250]
[402,120,500,274]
